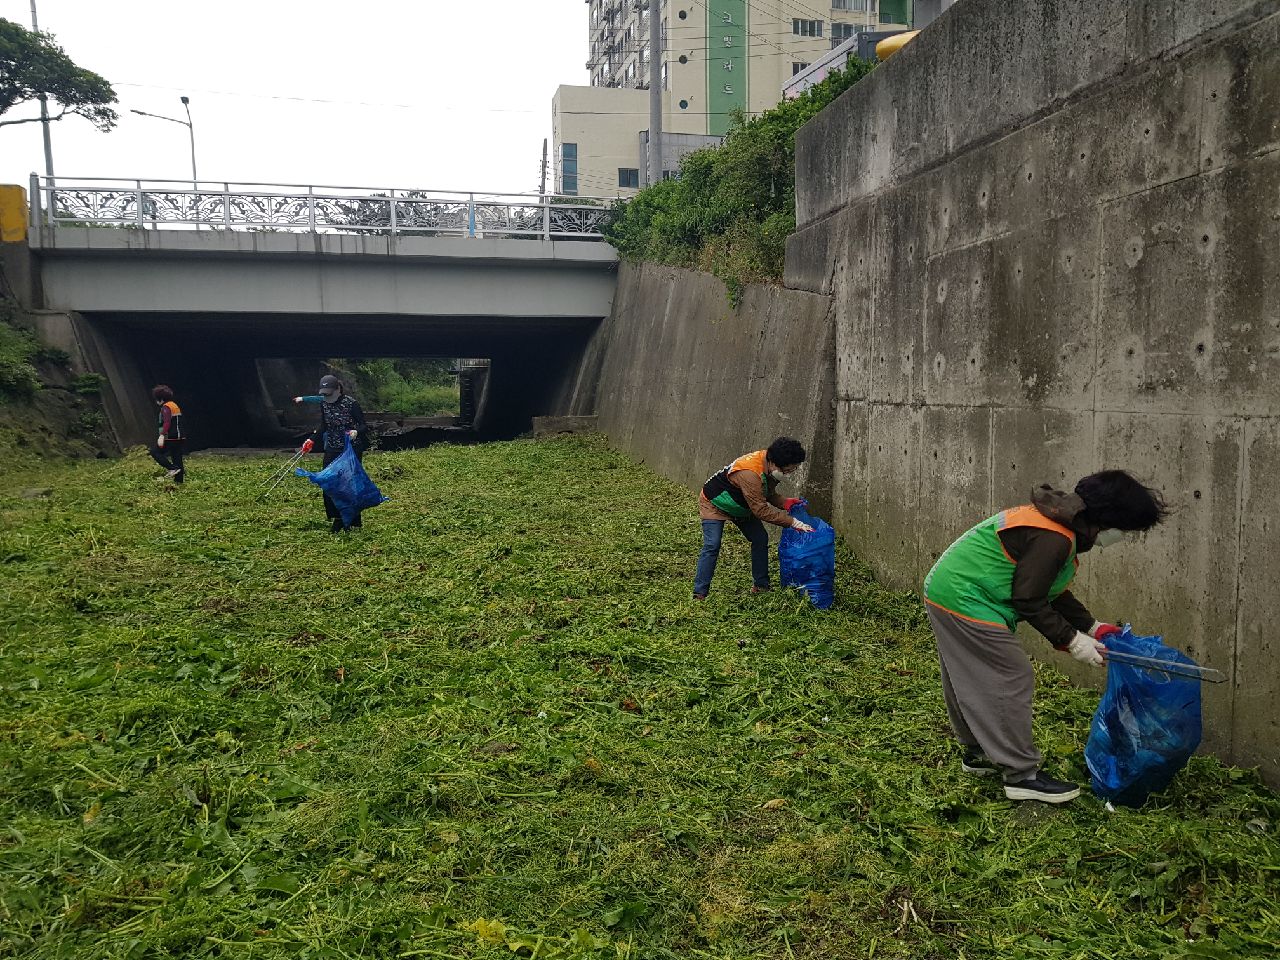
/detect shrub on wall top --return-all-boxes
[603,58,875,292]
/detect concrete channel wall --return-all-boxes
[784,0,1280,781]
[574,261,837,520]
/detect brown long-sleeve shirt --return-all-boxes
[1000,526,1097,648]
[699,468,792,526]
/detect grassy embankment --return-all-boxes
[1,437,1276,959]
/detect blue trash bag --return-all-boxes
[778,501,836,610]
[1084,626,1202,808]
[295,436,389,527]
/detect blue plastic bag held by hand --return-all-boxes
[1085,626,1202,807]
[295,436,389,527]
[778,502,836,609]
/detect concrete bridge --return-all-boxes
[9,178,619,446]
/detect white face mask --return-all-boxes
[771,469,788,482]
[1095,528,1126,549]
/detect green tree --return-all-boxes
[0,18,118,132]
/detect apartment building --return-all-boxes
[586,0,912,136]
[556,1,914,197]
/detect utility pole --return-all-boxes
[540,137,548,196]
[29,0,55,179]
[648,0,662,188]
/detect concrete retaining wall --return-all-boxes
[788,0,1280,781]
[575,261,836,519]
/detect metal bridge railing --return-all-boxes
[28,175,614,241]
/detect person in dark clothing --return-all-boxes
[923,471,1169,804]
[298,375,368,532]
[149,384,186,484]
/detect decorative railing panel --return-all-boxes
[31,177,612,241]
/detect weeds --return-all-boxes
[0,437,1275,959]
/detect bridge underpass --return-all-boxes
[18,188,619,448]
[74,310,599,446]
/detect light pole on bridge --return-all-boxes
[130,97,198,190]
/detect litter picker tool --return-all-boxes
[1103,650,1226,683]
[258,449,305,500]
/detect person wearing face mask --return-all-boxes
[298,375,369,533]
[922,470,1169,803]
[694,437,816,600]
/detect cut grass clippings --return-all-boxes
[0,435,1276,959]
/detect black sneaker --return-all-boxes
[1004,774,1081,804]
[960,747,997,777]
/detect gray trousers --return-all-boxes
[926,604,1042,783]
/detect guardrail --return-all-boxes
[29,175,614,241]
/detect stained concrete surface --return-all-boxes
[787,0,1280,782]
[574,261,835,521]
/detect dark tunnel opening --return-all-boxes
[80,311,600,450]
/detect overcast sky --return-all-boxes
[1,1,588,195]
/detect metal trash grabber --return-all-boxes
[1103,650,1227,683]
[257,449,305,500]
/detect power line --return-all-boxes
[115,82,544,114]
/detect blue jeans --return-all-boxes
[694,517,769,595]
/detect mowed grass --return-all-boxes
[0,436,1276,960]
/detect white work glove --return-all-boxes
[347,429,358,438]
[156,435,166,449]
[1067,631,1105,667]
[790,518,815,533]
[292,396,304,404]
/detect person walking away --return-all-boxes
[695,437,815,599]
[923,471,1168,803]
[150,385,186,484]
[298,375,369,533]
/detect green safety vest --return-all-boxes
[924,504,1078,630]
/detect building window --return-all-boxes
[793,18,823,37]
[831,22,856,47]
[561,143,578,196]
[792,62,809,75]
[831,0,868,10]
[618,168,640,189]
[879,0,907,24]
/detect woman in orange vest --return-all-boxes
[149,384,186,484]
[923,471,1167,803]
[694,437,815,599]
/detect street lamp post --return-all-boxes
[180,96,197,189]
[131,98,198,190]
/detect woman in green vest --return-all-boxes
[923,470,1168,803]
[694,437,815,599]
